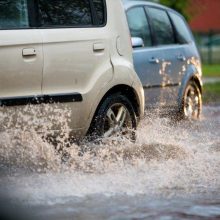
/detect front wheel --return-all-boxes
[88,93,137,140]
[181,80,202,120]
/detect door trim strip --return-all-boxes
[143,83,180,89]
[0,93,83,107]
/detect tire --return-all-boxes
[88,93,137,140]
[180,80,202,120]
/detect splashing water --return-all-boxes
[0,105,219,219]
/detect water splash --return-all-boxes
[0,105,219,207]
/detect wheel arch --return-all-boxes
[178,71,203,110]
[104,84,140,115]
[191,75,203,94]
[87,84,141,135]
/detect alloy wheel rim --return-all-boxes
[103,103,132,138]
[184,85,200,119]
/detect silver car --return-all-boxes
[0,0,145,140]
[124,0,203,119]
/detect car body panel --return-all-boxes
[133,45,185,107]
[41,27,112,95]
[0,29,43,98]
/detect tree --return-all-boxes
[159,0,190,21]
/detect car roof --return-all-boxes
[122,0,170,11]
[122,0,184,20]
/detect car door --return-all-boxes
[37,0,111,129]
[126,6,162,107]
[145,6,186,107]
[169,10,199,79]
[127,5,185,108]
[0,0,43,102]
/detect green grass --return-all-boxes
[202,64,220,77]
[203,82,220,104]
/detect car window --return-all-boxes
[38,0,92,27]
[0,0,29,29]
[93,0,105,25]
[127,7,152,47]
[169,12,192,44]
[147,7,175,46]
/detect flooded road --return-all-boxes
[0,105,220,220]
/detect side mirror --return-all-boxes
[131,37,144,48]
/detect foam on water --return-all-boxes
[0,105,220,206]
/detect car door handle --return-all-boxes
[22,48,37,56]
[93,43,105,52]
[177,54,186,61]
[149,57,160,64]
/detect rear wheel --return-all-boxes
[181,80,202,120]
[89,93,137,140]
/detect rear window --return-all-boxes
[169,12,192,44]
[0,0,29,29]
[37,0,106,27]
[38,0,92,27]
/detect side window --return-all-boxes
[93,0,105,25]
[0,0,29,29]
[38,0,92,26]
[127,7,152,47]
[147,7,175,45]
[169,12,192,44]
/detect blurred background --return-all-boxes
[148,0,220,104]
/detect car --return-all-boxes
[0,0,145,140]
[123,0,203,120]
